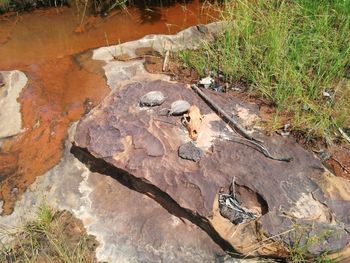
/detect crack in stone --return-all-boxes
[70,144,237,255]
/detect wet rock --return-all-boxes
[0,24,274,263]
[93,22,226,64]
[178,142,203,162]
[74,79,350,259]
[0,70,27,139]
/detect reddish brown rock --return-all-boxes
[74,80,350,258]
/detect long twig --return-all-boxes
[331,156,350,174]
[226,136,293,162]
[191,84,260,142]
[338,127,350,144]
[191,84,292,162]
[192,84,292,162]
[162,50,170,72]
[242,228,295,259]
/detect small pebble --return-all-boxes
[319,150,331,161]
[168,100,191,116]
[178,142,203,162]
[214,85,224,93]
[140,91,166,107]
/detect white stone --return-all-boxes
[0,70,27,139]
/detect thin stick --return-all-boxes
[80,0,88,27]
[104,32,118,60]
[243,228,294,259]
[338,127,350,144]
[162,50,170,72]
[226,136,292,162]
[191,84,260,142]
[331,156,350,174]
[192,84,292,162]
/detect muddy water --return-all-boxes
[0,2,213,214]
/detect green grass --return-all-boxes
[0,0,10,12]
[180,0,350,141]
[0,205,97,263]
[286,225,337,263]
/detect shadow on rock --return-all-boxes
[70,144,239,256]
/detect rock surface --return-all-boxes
[0,124,225,263]
[0,70,27,139]
[92,22,225,90]
[74,79,350,259]
[2,23,350,262]
[178,142,203,162]
[0,24,254,263]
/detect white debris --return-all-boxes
[198,76,214,89]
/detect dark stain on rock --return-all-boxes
[0,73,5,87]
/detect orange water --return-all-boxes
[0,2,213,214]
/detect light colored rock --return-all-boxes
[0,70,27,139]
[93,22,225,63]
[92,22,225,91]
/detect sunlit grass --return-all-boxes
[180,0,350,142]
[0,205,97,263]
[0,0,9,12]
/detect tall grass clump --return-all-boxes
[0,0,10,12]
[181,0,350,141]
[0,205,97,263]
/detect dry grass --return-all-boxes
[0,205,98,263]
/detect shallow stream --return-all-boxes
[0,2,212,214]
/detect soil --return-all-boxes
[144,53,200,83]
[326,146,350,180]
[56,211,99,259]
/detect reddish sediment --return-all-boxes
[0,55,109,214]
[0,1,212,214]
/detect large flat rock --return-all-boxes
[2,23,349,262]
[1,24,258,263]
[74,80,350,258]
[0,124,225,262]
